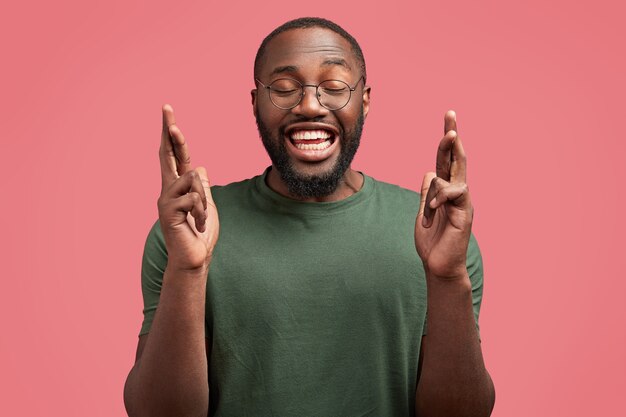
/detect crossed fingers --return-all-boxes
[419,110,470,228]
[157,104,210,233]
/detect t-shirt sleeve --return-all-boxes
[138,220,168,336]
[421,233,485,338]
[466,233,485,336]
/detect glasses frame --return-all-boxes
[255,75,365,111]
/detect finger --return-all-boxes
[189,169,207,210]
[418,171,437,226]
[170,192,207,233]
[195,166,215,211]
[450,135,467,184]
[164,170,203,200]
[428,182,470,210]
[169,123,192,176]
[436,130,457,181]
[196,167,217,232]
[444,109,457,134]
[160,104,178,187]
[422,176,449,228]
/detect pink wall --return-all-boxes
[1,0,624,415]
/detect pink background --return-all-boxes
[1,0,624,415]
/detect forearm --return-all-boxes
[124,267,209,417]
[415,274,495,417]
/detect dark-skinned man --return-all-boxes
[124,17,495,417]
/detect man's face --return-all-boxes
[252,27,370,198]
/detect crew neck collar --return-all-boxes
[253,167,374,216]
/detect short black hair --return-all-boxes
[254,17,367,83]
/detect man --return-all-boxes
[124,17,495,417]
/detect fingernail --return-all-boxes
[422,217,428,227]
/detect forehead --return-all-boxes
[258,27,356,77]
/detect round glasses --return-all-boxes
[255,76,364,111]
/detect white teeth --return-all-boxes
[294,140,332,150]
[290,129,332,140]
[289,129,334,151]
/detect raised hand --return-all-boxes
[157,104,219,272]
[415,111,473,280]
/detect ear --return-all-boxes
[362,85,371,120]
[251,89,258,119]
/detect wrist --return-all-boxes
[425,269,471,287]
[164,264,209,280]
[424,263,469,281]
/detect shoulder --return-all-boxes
[209,175,261,209]
[366,174,422,207]
[210,176,258,200]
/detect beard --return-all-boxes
[255,110,365,199]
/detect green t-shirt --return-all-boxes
[140,168,484,417]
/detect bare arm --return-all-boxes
[124,268,210,417]
[414,111,495,416]
[124,105,219,417]
[415,279,495,416]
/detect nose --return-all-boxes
[291,85,329,118]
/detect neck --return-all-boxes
[266,166,364,202]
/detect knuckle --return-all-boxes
[189,192,200,203]
[157,198,171,214]
[157,193,168,205]
[432,177,446,189]
[177,154,191,165]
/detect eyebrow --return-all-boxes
[321,58,352,70]
[268,59,352,77]
[269,65,298,76]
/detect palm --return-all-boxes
[415,196,471,278]
[167,204,219,268]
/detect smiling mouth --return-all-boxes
[288,129,336,151]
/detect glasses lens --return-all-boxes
[318,80,350,110]
[269,79,302,109]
